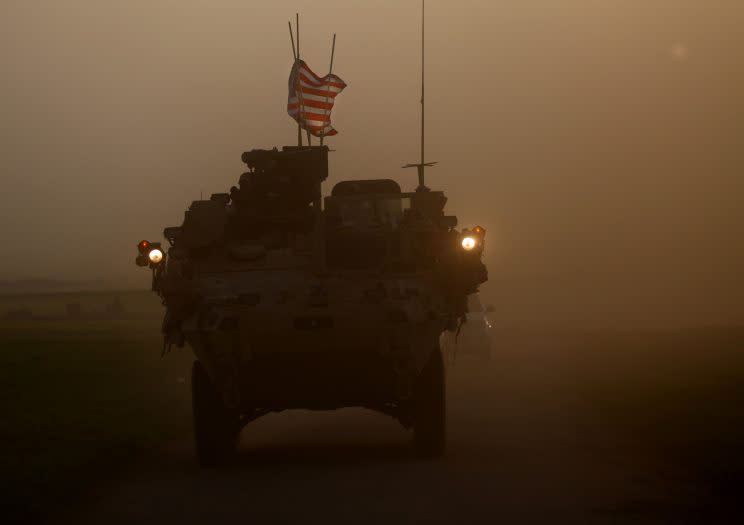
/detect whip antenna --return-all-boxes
[402,0,436,191]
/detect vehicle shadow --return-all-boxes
[233,440,419,469]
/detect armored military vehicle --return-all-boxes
[136,145,487,464]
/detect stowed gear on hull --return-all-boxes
[138,145,487,462]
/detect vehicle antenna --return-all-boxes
[420,0,425,179]
[295,14,312,147]
[293,14,303,147]
[320,33,336,147]
[288,20,297,61]
[402,0,436,191]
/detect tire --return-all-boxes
[413,347,446,458]
[192,360,240,467]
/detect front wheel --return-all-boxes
[412,347,446,458]
[192,360,240,467]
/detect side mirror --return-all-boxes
[485,304,495,313]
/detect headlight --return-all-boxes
[136,239,165,268]
[148,248,164,264]
[461,236,476,251]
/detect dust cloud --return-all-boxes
[1,0,742,328]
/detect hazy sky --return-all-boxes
[1,1,742,327]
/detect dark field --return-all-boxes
[0,291,192,522]
[1,291,743,523]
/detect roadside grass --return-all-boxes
[0,316,192,523]
[0,289,162,318]
[573,326,744,519]
[487,324,744,518]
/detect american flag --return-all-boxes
[287,59,346,137]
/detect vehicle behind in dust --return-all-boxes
[441,293,494,363]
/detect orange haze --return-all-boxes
[1,0,742,328]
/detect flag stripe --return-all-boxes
[288,112,331,123]
[297,86,342,98]
[299,74,346,90]
[297,91,338,102]
[287,96,334,109]
[296,66,346,87]
[288,100,334,112]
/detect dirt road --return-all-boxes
[55,331,713,524]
